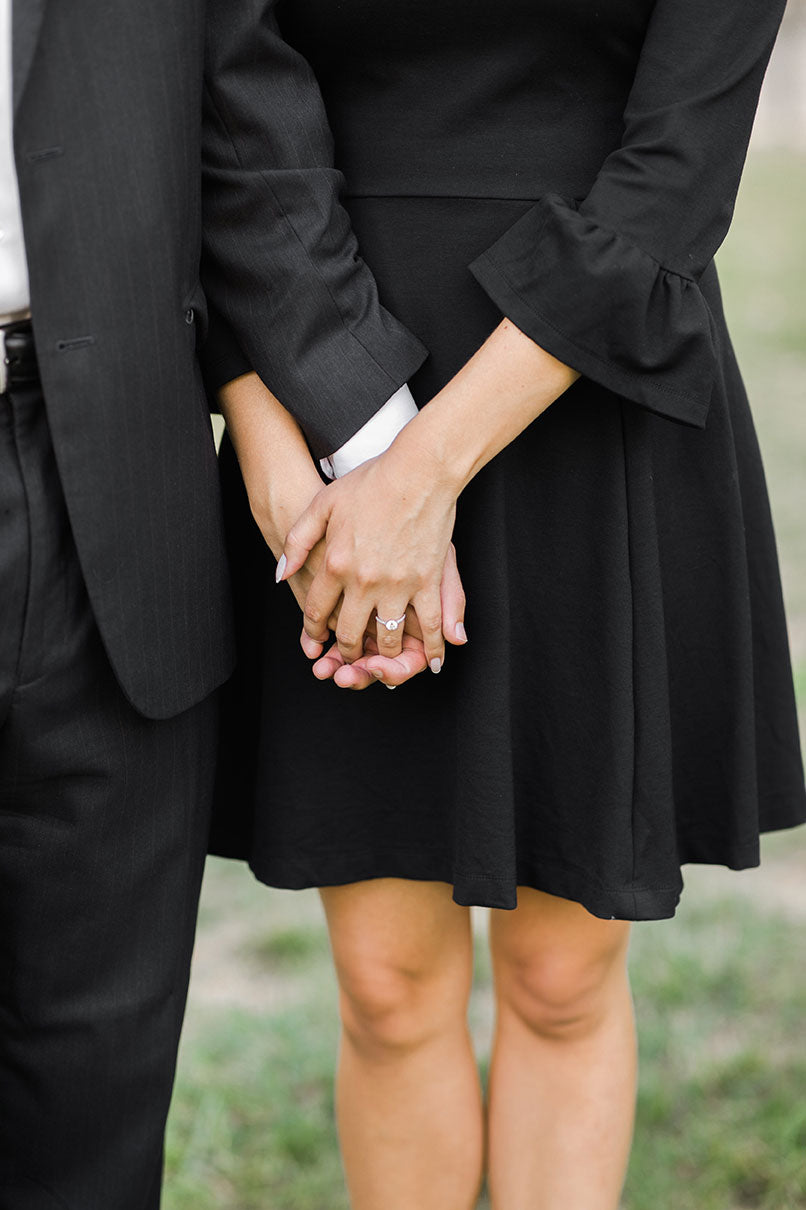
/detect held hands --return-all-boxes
[304,542,467,689]
[279,318,580,689]
[223,320,576,692]
[220,373,465,691]
[279,443,468,686]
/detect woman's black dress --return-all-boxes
[213,0,806,920]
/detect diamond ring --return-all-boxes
[376,613,407,632]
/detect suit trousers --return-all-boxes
[0,380,219,1210]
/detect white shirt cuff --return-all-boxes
[320,384,419,479]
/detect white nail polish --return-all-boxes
[275,553,287,583]
[430,658,442,674]
[455,622,467,642]
[386,684,397,691]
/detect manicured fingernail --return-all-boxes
[430,658,442,674]
[275,554,287,583]
[385,684,396,691]
[455,622,467,642]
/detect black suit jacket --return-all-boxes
[13,0,425,720]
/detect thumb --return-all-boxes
[279,490,331,581]
[440,544,468,646]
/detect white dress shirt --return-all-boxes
[0,7,411,462]
[0,0,31,320]
[320,383,418,477]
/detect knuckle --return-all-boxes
[355,569,375,592]
[324,550,347,578]
[420,613,443,634]
[304,604,324,627]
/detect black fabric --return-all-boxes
[1,323,38,387]
[7,2,428,1202]
[202,307,252,398]
[0,383,218,1210]
[213,6,806,918]
[200,0,427,457]
[14,0,424,718]
[274,0,786,434]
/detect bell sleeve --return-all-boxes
[468,0,787,428]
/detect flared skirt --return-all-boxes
[213,196,806,920]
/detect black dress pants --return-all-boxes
[0,380,219,1210]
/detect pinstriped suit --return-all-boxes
[1,2,423,1206]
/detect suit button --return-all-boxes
[185,308,195,324]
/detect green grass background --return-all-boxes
[165,149,806,1210]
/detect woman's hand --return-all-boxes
[310,543,467,688]
[280,319,577,671]
[281,438,464,672]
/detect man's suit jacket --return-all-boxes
[13,0,425,719]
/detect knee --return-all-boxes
[497,948,628,1043]
[337,959,463,1058]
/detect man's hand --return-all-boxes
[280,440,464,673]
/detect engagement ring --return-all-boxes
[376,614,407,632]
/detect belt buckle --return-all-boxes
[0,329,7,395]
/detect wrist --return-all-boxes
[385,418,466,502]
[245,463,323,555]
[387,390,480,497]
[386,320,579,494]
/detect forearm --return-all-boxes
[387,319,579,495]
[218,373,324,555]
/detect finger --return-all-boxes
[374,602,408,661]
[403,609,422,642]
[303,570,343,644]
[328,632,380,690]
[333,659,377,691]
[299,600,340,659]
[313,628,378,681]
[365,641,428,687]
[300,627,325,660]
[335,598,376,664]
[280,491,331,580]
[440,544,468,646]
[312,640,345,681]
[412,588,445,674]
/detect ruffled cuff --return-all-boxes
[468,194,718,428]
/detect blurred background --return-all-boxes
[165,9,806,1208]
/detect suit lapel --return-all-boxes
[13,0,48,114]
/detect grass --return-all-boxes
[242,926,330,969]
[165,146,806,1208]
[627,898,806,1210]
[167,884,806,1210]
[167,1002,346,1210]
[716,150,806,655]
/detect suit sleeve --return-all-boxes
[201,307,252,401]
[200,0,427,460]
[468,0,785,429]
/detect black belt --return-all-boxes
[0,321,39,395]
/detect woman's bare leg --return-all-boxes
[320,878,483,1210]
[487,889,636,1210]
